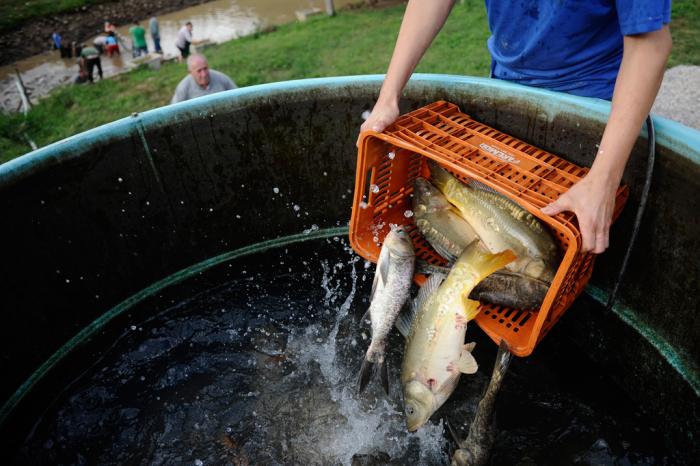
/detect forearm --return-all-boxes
[377,0,455,106]
[590,26,672,186]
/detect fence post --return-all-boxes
[14,68,32,115]
[325,0,336,17]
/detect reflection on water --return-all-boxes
[0,0,357,112]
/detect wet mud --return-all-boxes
[0,0,214,67]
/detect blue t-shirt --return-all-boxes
[485,0,671,100]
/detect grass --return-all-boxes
[0,0,112,33]
[1,0,698,163]
[668,0,700,68]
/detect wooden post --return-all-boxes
[325,0,336,17]
[14,68,32,115]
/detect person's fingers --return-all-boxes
[541,196,571,216]
[357,116,390,147]
[579,217,595,253]
[593,220,610,254]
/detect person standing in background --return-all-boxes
[129,20,148,57]
[93,34,107,55]
[80,44,103,82]
[149,16,162,54]
[176,22,194,62]
[105,32,120,57]
[51,32,61,51]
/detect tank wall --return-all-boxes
[0,76,698,447]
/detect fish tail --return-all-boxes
[358,358,374,394]
[463,242,517,282]
[358,350,390,395]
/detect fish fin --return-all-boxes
[461,298,481,322]
[436,371,461,399]
[395,297,417,338]
[396,272,444,338]
[461,242,517,283]
[369,244,390,303]
[380,361,389,395]
[456,348,479,374]
[358,358,374,394]
[431,241,459,263]
[395,310,411,338]
[360,307,371,324]
[415,259,451,276]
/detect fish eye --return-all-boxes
[407,406,414,415]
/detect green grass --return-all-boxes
[1,0,698,163]
[668,0,700,68]
[0,0,112,33]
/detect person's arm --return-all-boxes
[358,0,455,143]
[541,25,672,253]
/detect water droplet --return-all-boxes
[117,177,123,183]
[359,201,368,209]
[388,151,395,159]
[404,210,414,218]
[293,204,300,211]
[131,325,137,330]
[361,110,371,120]
[370,184,379,193]
[273,187,280,194]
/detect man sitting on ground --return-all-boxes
[171,54,237,103]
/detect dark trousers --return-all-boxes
[177,42,191,59]
[86,57,103,82]
[153,35,162,53]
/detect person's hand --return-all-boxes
[541,172,618,254]
[356,99,400,147]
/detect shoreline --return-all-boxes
[0,0,215,67]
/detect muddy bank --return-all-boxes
[0,0,215,67]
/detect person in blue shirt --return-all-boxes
[360,0,672,254]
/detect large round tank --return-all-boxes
[1,75,698,463]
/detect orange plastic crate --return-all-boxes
[349,101,628,356]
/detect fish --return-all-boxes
[358,225,415,394]
[398,241,515,431]
[468,269,549,310]
[450,340,513,466]
[412,177,479,263]
[416,260,550,311]
[429,161,558,282]
[413,177,551,309]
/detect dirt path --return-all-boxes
[0,0,214,67]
